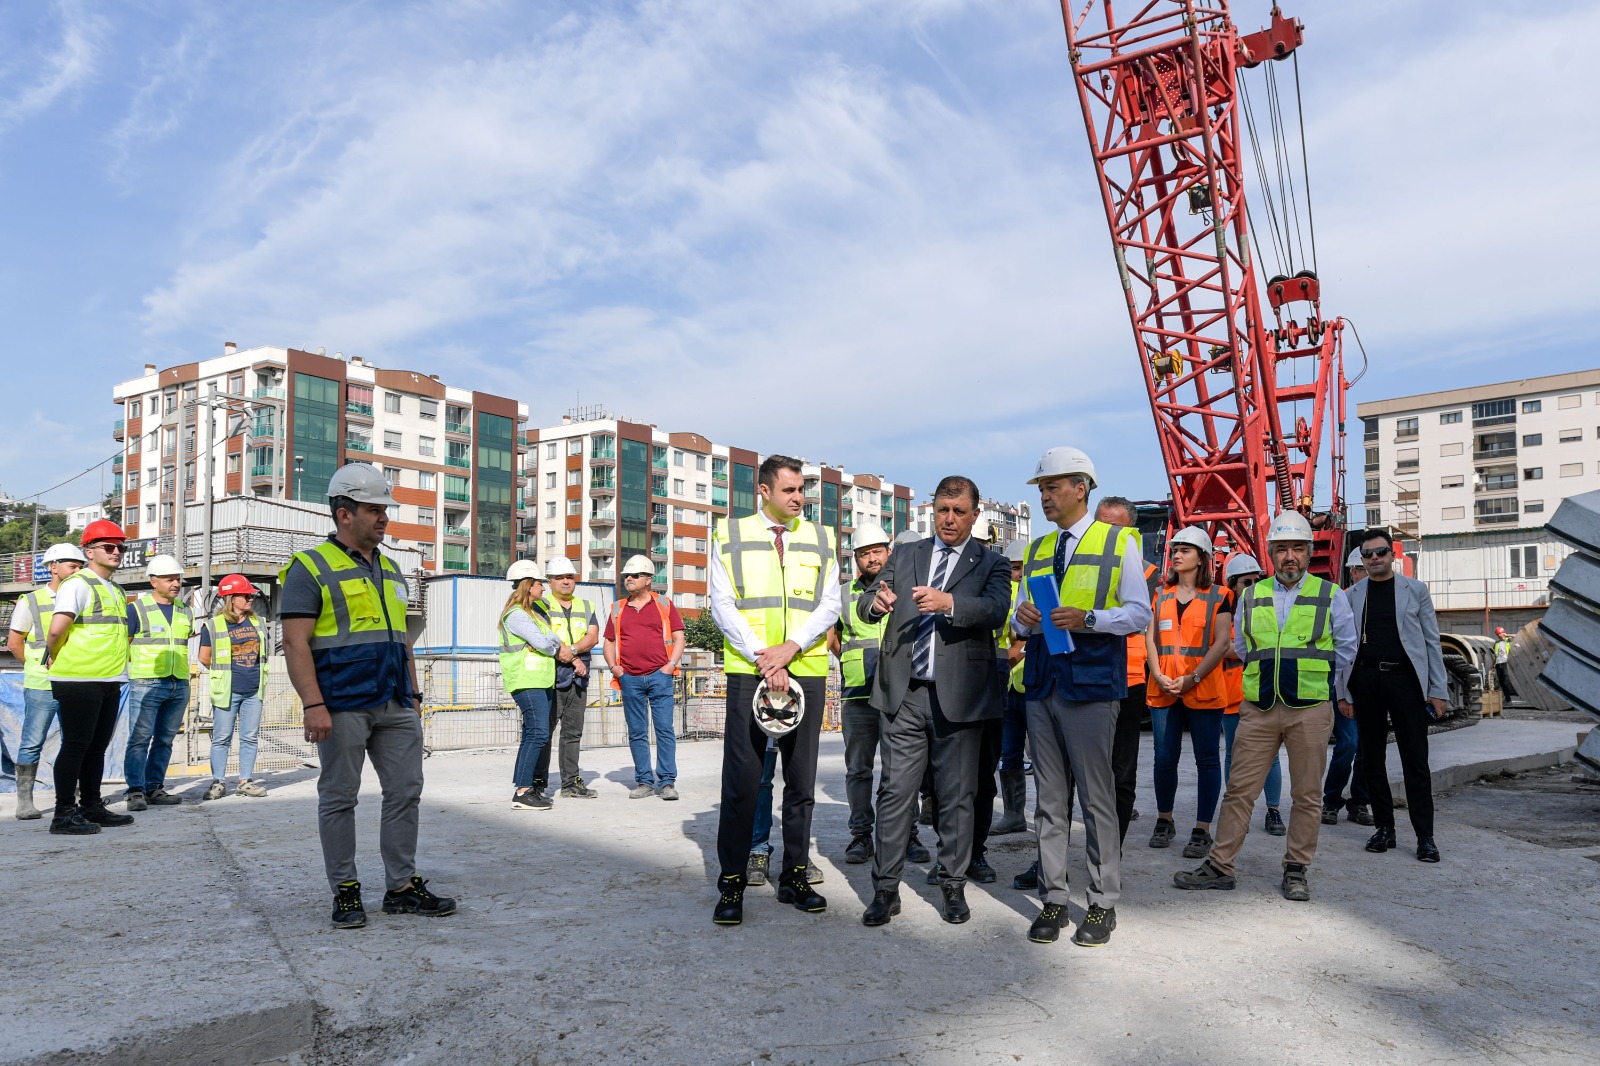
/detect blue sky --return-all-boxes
[1,0,1594,514]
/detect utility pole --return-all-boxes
[201,386,217,604]
[30,505,39,554]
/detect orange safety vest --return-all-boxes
[608,592,680,690]
[1124,562,1159,689]
[1222,586,1244,713]
[1146,585,1230,710]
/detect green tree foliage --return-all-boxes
[102,491,122,525]
[0,507,73,556]
[682,610,724,653]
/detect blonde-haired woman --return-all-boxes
[499,561,571,811]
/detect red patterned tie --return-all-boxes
[770,525,786,566]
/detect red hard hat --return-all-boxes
[217,574,259,597]
[80,519,127,546]
[1495,627,1507,637]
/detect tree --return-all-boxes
[0,507,73,555]
[682,610,724,654]
[102,491,122,526]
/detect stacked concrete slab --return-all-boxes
[1540,488,1600,772]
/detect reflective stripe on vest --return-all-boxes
[1146,586,1229,709]
[500,604,557,692]
[207,613,269,707]
[1240,575,1336,709]
[20,587,54,691]
[715,513,836,677]
[278,541,411,711]
[128,594,193,679]
[544,595,596,645]
[839,580,887,691]
[48,573,130,680]
[1021,521,1131,613]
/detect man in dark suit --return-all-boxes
[857,476,1012,926]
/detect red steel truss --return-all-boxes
[1058,1,1347,575]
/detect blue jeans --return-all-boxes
[619,671,677,786]
[211,690,264,781]
[124,677,190,792]
[510,687,553,788]
[999,690,1028,771]
[1154,703,1224,823]
[1223,711,1282,808]
[18,687,62,766]
[1322,710,1369,809]
[750,741,779,853]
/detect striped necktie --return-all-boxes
[912,545,956,679]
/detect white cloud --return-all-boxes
[0,0,104,133]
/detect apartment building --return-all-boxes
[520,409,916,610]
[1358,368,1600,630]
[912,497,1032,548]
[110,344,528,576]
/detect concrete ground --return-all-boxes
[1,719,1595,1066]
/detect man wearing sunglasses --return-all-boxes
[1337,529,1448,863]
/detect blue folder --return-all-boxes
[1026,576,1076,656]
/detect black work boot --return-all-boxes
[382,876,457,916]
[862,889,900,927]
[49,807,101,836]
[1028,903,1066,943]
[1348,804,1375,826]
[919,794,936,826]
[331,881,367,929]
[1013,859,1040,891]
[905,830,930,865]
[991,770,1027,834]
[774,865,827,913]
[712,874,745,926]
[967,854,997,884]
[844,833,873,864]
[80,803,134,828]
[1072,904,1117,947]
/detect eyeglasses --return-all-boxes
[90,542,125,553]
[1360,546,1392,559]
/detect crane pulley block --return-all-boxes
[1266,270,1321,310]
[1236,9,1304,68]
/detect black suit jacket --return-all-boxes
[857,537,1011,722]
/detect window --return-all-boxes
[163,389,178,415]
[418,543,434,563]
[160,502,174,531]
[347,427,372,453]
[384,466,402,485]
[1559,428,1582,442]
[127,470,141,489]
[545,501,557,518]
[446,439,471,468]
[1441,506,1465,520]
[695,538,707,553]
[672,536,685,551]
[145,503,156,523]
[1395,447,1419,471]
[1479,468,1516,491]
[1395,416,1419,438]
[444,475,470,502]
[1475,497,1518,523]
[567,500,582,516]
[1524,467,1543,480]
[568,438,583,456]
[1362,416,1378,442]
[1522,400,1541,413]
[567,469,582,486]
[1523,434,1542,446]
[129,399,142,419]
[695,483,707,500]
[1475,431,1516,460]
[673,507,686,523]
[673,449,684,466]
[566,529,581,546]
[384,430,403,451]
[1559,393,1581,410]
[1440,410,1462,425]
[1472,398,1515,426]
[546,441,557,460]
[1525,501,1545,514]
[225,454,239,474]
[1508,546,1538,578]
[419,398,438,421]
[1560,463,1583,477]
[696,455,707,471]
[545,530,557,548]
[1364,446,1379,471]
[417,506,435,526]
[673,478,685,494]
[1440,442,1463,456]
[347,384,374,415]
[1364,477,1380,502]
[418,470,435,490]
[384,392,402,414]
[652,474,666,496]
[445,404,471,432]
[545,471,557,489]
[419,435,435,456]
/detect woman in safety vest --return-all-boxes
[198,574,271,800]
[498,560,570,811]
[1220,555,1286,836]
[1144,526,1233,860]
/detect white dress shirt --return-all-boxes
[911,536,969,681]
[709,512,843,667]
[1231,573,1358,698]
[1011,513,1153,638]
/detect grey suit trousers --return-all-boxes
[1028,693,1121,908]
[871,682,984,893]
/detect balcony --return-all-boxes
[712,470,728,483]
[588,540,614,554]
[444,489,470,503]
[345,401,374,417]
[589,509,616,525]
[651,457,667,471]
[445,455,471,469]
[590,483,616,498]
[443,526,471,540]
[589,569,615,582]
[445,421,472,435]
[650,545,667,560]
[347,438,373,454]
[1473,446,1517,462]
[250,463,276,478]
[252,385,287,401]
[590,454,616,468]
[651,574,667,590]
[112,454,123,469]
[251,419,276,439]
[711,487,728,508]
[650,514,668,530]
[442,558,470,572]
[113,419,125,440]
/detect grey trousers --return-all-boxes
[841,698,883,836]
[1027,693,1121,909]
[871,683,984,893]
[316,700,424,893]
[551,683,588,786]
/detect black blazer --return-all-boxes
[857,537,1011,722]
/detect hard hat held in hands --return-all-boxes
[753,678,806,738]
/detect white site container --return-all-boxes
[417,575,616,655]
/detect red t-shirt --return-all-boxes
[603,595,685,676]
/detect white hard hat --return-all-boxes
[621,554,655,577]
[1346,546,1365,569]
[752,678,806,738]
[1224,553,1263,581]
[1265,511,1314,544]
[1169,525,1214,555]
[327,463,397,506]
[1004,540,1029,564]
[145,553,184,578]
[1028,447,1098,490]
[506,559,545,582]
[852,522,891,551]
[972,518,996,544]
[892,530,924,547]
[544,556,578,577]
[42,543,87,565]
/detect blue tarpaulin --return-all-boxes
[0,671,132,792]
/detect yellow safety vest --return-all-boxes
[128,594,193,680]
[543,594,597,645]
[48,572,130,680]
[19,586,55,691]
[207,612,269,708]
[499,604,557,692]
[714,513,836,677]
[279,540,412,711]
[1018,520,1137,699]
[839,579,887,693]
[1240,575,1337,709]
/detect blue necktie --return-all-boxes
[913,546,955,679]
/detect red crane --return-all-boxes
[1058,1,1350,577]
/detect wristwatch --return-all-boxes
[1189,672,1202,688]
[1084,610,1097,630]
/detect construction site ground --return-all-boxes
[2,715,1595,1066]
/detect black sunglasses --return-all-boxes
[1360,546,1392,559]
[90,542,125,553]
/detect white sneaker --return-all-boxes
[236,780,268,798]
